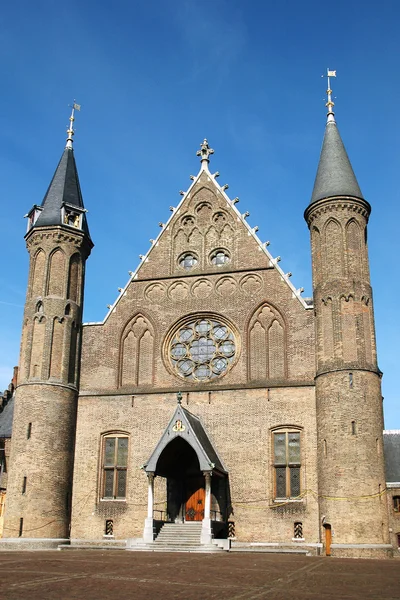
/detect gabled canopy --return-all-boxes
[310,121,363,205]
[145,404,226,475]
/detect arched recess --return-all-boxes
[68,321,79,384]
[340,295,357,362]
[321,298,334,360]
[311,226,321,284]
[47,248,66,297]
[50,317,64,379]
[361,296,374,364]
[324,219,343,279]
[248,303,287,381]
[346,219,363,278]
[29,316,46,378]
[119,314,155,387]
[67,253,81,303]
[31,249,46,298]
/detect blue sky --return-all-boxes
[1,0,399,426]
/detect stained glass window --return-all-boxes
[273,431,301,499]
[102,436,128,499]
[169,317,236,381]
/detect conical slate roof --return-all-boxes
[34,147,90,237]
[310,121,363,204]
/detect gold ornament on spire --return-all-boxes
[66,101,81,149]
[323,69,336,123]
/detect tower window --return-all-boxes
[102,436,128,499]
[349,373,353,388]
[22,477,27,494]
[27,423,32,439]
[273,430,301,499]
[393,496,400,512]
[351,421,356,435]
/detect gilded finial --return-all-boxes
[196,139,214,169]
[66,101,81,149]
[323,69,336,123]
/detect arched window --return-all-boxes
[101,434,129,500]
[272,428,301,499]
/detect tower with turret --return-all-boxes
[305,73,390,557]
[3,107,93,540]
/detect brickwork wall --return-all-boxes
[3,225,91,539]
[305,196,390,548]
[386,488,400,555]
[71,386,320,543]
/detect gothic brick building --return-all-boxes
[1,98,399,557]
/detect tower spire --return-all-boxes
[66,101,81,149]
[325,69,336,123]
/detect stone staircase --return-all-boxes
[127,522,226,553]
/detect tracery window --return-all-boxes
[169,318,236,382]
[210,249,230,266]
[102,436,128,499]
[273,430,301,499]
[179,253,198,270]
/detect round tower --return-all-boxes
[3,107,93,541]
[304,76,390,557]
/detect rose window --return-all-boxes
[169,318,237,381]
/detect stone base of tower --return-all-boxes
[0,538,69,551]
[330,544,393,559]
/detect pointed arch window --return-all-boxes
[273,428,301,499]
[101,435,129,500]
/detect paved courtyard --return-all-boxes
[0,550,399,599]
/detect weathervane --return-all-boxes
[66,101,81,149]
[322,69,336,123]
[196,139,214,168]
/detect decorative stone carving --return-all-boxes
[168,281,189,301]
[240,274,263,295]
[145,282,166,302]
[216,276,237,296]
[191,279,212,299]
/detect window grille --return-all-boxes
[105,519,114,536]
[294,521,303,539]
[102,436,128,499]
[273,431,301,499]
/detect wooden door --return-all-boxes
[325,525,332,556]
[185,487,205,521]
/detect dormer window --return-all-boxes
[61,204,84,230]
[25,206,43,232]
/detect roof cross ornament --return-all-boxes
[196,139,214,169]
[66,101,81,149]
[322,68,336,123]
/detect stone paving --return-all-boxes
[0,550,399,599]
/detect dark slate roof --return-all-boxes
[384,431,400,483]
[34,147,90,237]
[145,404,226,474]
[310,121,363,205]
[0,395,14,438]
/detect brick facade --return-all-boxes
[1,130,395,557]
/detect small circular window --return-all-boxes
[168,317,237,382]
[179,253,198,270]
[210,250,230,267]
